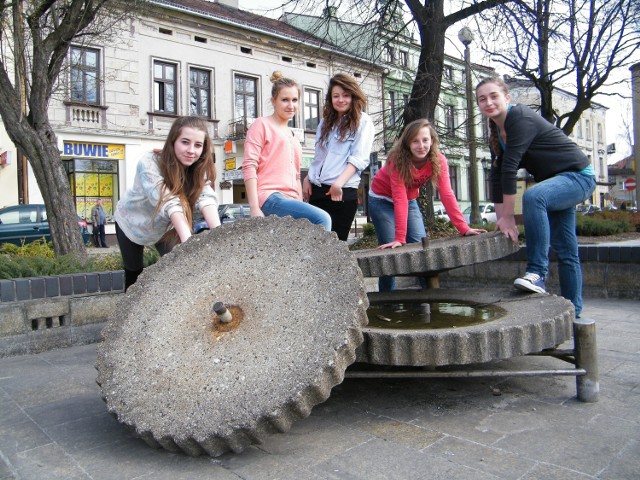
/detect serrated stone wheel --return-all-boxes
[356,288,574,366]
[96,217,368,457]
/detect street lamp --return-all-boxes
[458,27,480,225]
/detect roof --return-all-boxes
[149,0,367,59]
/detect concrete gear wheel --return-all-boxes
[357,288,574,366]
[96,217,368,457]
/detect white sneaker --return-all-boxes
[514,272,546,294]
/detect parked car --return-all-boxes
[576,204,600,215]
[193,203,250,233]
[0,204,91,246]
[463,203,497,225]
[433,206,450,222]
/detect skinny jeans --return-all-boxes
[368,195,427,292]
[261,192,332,232]
[521,172,596,316]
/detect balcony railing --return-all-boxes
[64,101,108,128]
[227,117,254,140]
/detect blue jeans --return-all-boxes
[368,195,427,291]
[262,192,332,231]
[522,172,596,316]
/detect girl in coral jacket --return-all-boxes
[368,118,486,291]
[242,71,331,231]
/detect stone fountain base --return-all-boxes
[356,288,574,367]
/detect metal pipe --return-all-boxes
[574,318,599,402]
[346,368,586,379]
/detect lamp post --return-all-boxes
[458,27,480,225]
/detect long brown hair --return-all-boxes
[388,119,441,187]
[155,116,215,238]
[476,76,509,161]
[319,73,367,144]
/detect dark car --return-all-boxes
[0,204,91,246]
[193,204,250,233]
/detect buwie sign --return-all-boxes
[62,142,125,159]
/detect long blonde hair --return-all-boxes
[388,119,441,187]
[155,116,215,239]
[319,73,367,144]
[270,70,299,100]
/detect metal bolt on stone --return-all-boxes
[212,302,233,323]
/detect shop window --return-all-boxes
[64,158,119,222]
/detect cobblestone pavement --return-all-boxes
[1,298,638,480]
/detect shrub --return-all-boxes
[1,238,55,258]
[361,222,376,237]
[576,214,632,236]
[0,242,159,279]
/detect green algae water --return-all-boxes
[367,300,503,330]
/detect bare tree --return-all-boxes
[0,0,141,257]
[476,0,640,135]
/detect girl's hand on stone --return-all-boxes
[378,241,403,249]
[464,228,487,236]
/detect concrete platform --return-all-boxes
[1,297,638,479]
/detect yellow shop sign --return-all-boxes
[63,142,125,159]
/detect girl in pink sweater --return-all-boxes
[242,72,331,231]
[369,118,485,291]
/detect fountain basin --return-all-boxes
[357,288,574,367]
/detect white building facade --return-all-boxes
[0,0,383,233]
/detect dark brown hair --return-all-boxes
[476,76,510,161]
[319,73,367,144]
[388,119,441,187]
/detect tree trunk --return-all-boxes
[3,116,87,258]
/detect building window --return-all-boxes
[585,119,592,141]
[483,162,491,200]
[154,61,177,113]
[234,74,258,120]
[576,120,583,139]
[389,91,397,127]
[384,45,395,64]
[303,88,321,131]
[444,65,453,80]
[449,164,459,198]
[189,68,211,117]
[597,123,603,144]
[399,50,408,67]
[445,105,456,135]
[482,119,489,143]
[70,46,100,104]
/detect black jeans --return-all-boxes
[115,222,174,291]
[308,184,358,241]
